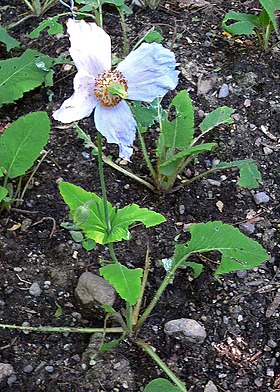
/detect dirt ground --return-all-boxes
[0,0,279,391]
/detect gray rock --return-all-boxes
[236,270,248,279]
[204,380,218,392]
[75,272,116,318]
[253,192,270,205]
[0,363,14,382]
[164,318,206,343]
[239,222,255,235]
[23,364,33,373]
[45,365,54,373]
[7,374,17,386]
[29,282,42,297]
[218,83,229,98]
[20,218,32,232]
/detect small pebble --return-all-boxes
[218,83,229,98]
[253,192,270,205]
[266,368,274,377]
[23,364,33,373]
[207,179,221,186]
[22,321,30,335]
[236,270,248,278]
[29,282,42,297]
[81,152,90,160]
[13,267,22,272]
[45,365,54,373]
[267,339,277,348]
[239,222,255,235]
[7,374,17,386]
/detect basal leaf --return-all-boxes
[0,112,50,178]
[0,186,8,202]
[0,24,20,51]
[144,378,182,392]
[0,49,53,107]
[158,143,216,176]
[199,106,235,134]
[99,262,143,304]
[259,0,278,32]
[216,159,262,188]
[222,11,260,35]
[100,332,126,353]
[59,183,165,244]
[162,90,194,150]
[28,16,63,39]
[185,221,268,275]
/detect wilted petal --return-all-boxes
[117,42,179,102]
[53,71,97,123]
[67,19,111,77]
[94,101,137,160]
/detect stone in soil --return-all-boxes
[74,272,116,318]
[164,318,206,343]
[204,380,218,392]
[253,192,270,205]
[0,363,14,382]
[29,282,42,297]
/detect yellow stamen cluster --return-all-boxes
[94,70,128,107]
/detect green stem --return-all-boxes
[0,324,123,334]
[134,270,174,331]
[97,132,111,234]
[126,303,133,332]
[136,340,187,391]
[137,129,157,183]
[118,9,129,56]
[171,167,219,193]
[108,242,118,263]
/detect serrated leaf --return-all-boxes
[162,90,194,150]
[59,182,165,244]
[158,143,216,176]
[0,24,21,51]
[216,159,261,188]
[185,221,268,275]
[99,262,143,304]
[259,0,278,32]
[0,186,8,202]
[0,49,53,107]
[222,11,260,35]
[199,106,235,134]
[0,112,50,178]
[144,378,182,392]
[28,16,63,38]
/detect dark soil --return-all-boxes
[0,0,279,391]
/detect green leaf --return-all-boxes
[158,143,216,176]
[216,159,262,188]
[144,378,182,392]
[130,100,160,133]
[222,11,260,35]
[199,106,235,134]
[28,16,64,39]
[0,24,20,51]
[0,186,8,202]
[99,262,143,304]
[0,112,50,178]
[82,238,96,251]
[162,90,194,150]
[144,29,164,43]
[182,261,203,278]
[106,203,166,243]
[54,302,63,318]
[0,49,53,107]
[183,221,268,275]
[100,332,126,353]
[259,0,278,32]
[69,230,84,243]
[59,182,165,244]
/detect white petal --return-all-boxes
[94,101,137,160]
[67,19,111,77]
[117,42,179,102]
[53,71,97,123]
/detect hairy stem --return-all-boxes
[0,324,123,334]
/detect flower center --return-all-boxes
[94,70,128,107]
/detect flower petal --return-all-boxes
[117,42,179,102]
[67,19,111,77]
[94,101,137,160]
[53,71,97,123]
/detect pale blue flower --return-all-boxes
[53,19,179,159]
